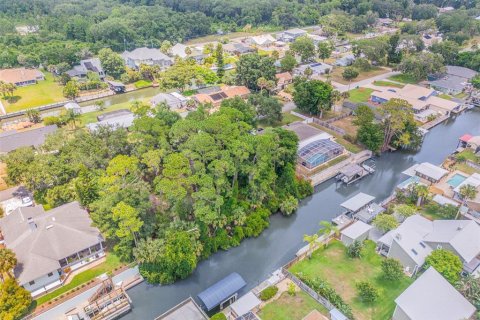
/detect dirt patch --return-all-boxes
[0,163,7,191]
[331,116,358,137]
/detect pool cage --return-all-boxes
[298,139,344,169]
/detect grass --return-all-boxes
[289,240,414,320]
[388,74,418,84]
[454,92,468,99]
[134,80,152,89]
[372,80,404,88]
[421,209,448,221]
[437,93,452,100]
[311,123,363,153]
[456,149,479,163]
[2,73,65,113]
[258,112,303,128]
[258,291,329,320]
[331,116,358,137]
[454,163,480,175]
[347,87,374,103]
[330,67,390,85]
[35,253,123,306]
[79,100,137,125]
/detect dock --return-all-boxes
[335,163,375,185]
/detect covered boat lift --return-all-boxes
[197,273,246,311]
[340,192,375,215]
[336,163,375,185]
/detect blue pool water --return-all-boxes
[447,173,467,188]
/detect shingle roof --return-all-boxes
[395,267,475,320]
[197,273,246,311]
[0,125,57,154]
[122,47,172,62]
[0,68,44,84]
[0,202,102,285]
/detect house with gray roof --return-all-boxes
[428,65,478,95]
[122,47,173,70]
[0,202,104,297]
[170,43,205,63]
[393,267,475,320]
[0,125,57,154]
[403,162,449,184]
[151,92,189,110]
[278,28,308,42]
[66,58,105,79]
[87,110,136,132]
[293,62,333,77]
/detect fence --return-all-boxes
[466,160,480,171]
[312,118,346,135]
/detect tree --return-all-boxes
[303,233,318,258]
[357,123,383,152]
[98,48,126,79]
[236,53,276,91]
[290,35,316,62]
[63,80,79,100]
[356,281,379,303]
[160,40,172,54]
[95,100,106,111]
[395,204,416,220]
[381,258,404,281]
[25,109,41,123]
[342,67,359,90]
[0,279,31,320]
[280,54,297,72]
[293,78,333,117]
[412,4,438,20]
[215,43,225,78]
[279,195,298,216]
[318,221,339,241]
[112,201,143,247]
[373,214,398,233]
[62,108,81,128]
[456,274,480,309]
[425,249,463,284]
[398,52,445,81]
[0,248,16,279]
[430,41,460,65]
[456,184,478,219]
[346,240,363,258]
[317,41,333,62]
[248,93,282,124]
[472,75,480,89]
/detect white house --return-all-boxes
[122,47,173,70]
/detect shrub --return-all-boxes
[287,282,296,296]
[381,258,404,281]
[346,240,363,258]
[210,313,227,320]
[43,116,63,126]
[356,281,379,303]
[259,286,278,301]
[425,249,463,284]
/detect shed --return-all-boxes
[340,221,372,246]
[432,194,459,207]
[330,308,348,320]
[229,292,261,317]
[197,273,246,311]
[340,193,375,213]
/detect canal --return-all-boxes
[122,109,480,319]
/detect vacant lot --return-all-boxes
[331,116,358,137]
[330,67,390,85]
[348,87,374,103]
[289,240,413,320]
[258,291,329,320]
[2,73,65,113]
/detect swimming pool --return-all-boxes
[447,173,467,188]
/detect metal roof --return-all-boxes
[230,292,261,317]
[340,193,375,212]
[197,273,246,311]
[341,221,372,240]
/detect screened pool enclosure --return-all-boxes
[298,139,344,169]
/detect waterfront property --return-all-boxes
[122,47,173,70]
[393,267,475,320]
[0,67,45,86]
[193,85,250,107]
[197,272,246,311]
[155,297,208,320]
[428,65,477,95]
[86,109,135,132]
[340,221,372,246]
[0,201,105,297]
[170,43,205,63]
[150,92,189,110]
[66,58,105,80]
[0,124,57,154]
[402,162,449,184]
[229,292,261,318]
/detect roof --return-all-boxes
[459,134,472,142]
[0,68,44,84]
[0,125,57,154]
[249,34,276,46]
[445,65,477,79]
[295,62,332,75]
[122,47,172,62]
[423,219,480,263]
[0,202,102,285]
[97,109,132,122]
[468,136,480,148]
[223,85,250,98]
[340,193,375,212]
[414,162,449,181]
[341,221,372,240]
[303,310,328,320]
[64,102,81,110]
[151,93,187,109]
[155,297,208,320]
[276,72,293,83]
[223,43,254,54]
[87,113,135,132]
[197,273,246,311]
[329,308,348,320]
[432,194,459,207]
[283,122,332,145]
[285,28,307,36]
[395,267,475,320]
[339,164,363,178]
[194,86,250,105]
[230,292,261,317]
[355,202,385,223]
[170,43,203,59]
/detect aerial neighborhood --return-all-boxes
[1,1,480,320]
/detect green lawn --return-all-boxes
[289,240,413,320]
[456,149,479,163]
[437,93,452,100]
[454,92,467,99]
[388,74,418,84]
[35,253,123,306]
[372,80,404,88]
[258,112,303,128]
[2,73,65,113]
[134,80,152,89]
[454,163,480,175]
[347,88,374,103]
[258,291,329,320]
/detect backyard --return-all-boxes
[289,240,413,320]
[2,73,65,113]
[347,87,374,103]
[331,116,358,137]
[258,291,329,320]
[330,67,390,85]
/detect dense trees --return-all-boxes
[0,279,32,320]
[293,78,333,117]
[235,53,276,91]
[353,105,383,152]
[398,52,445,81]
[290,36,316,63]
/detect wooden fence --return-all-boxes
[312,118,346,135]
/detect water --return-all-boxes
[447,173,468,188]
[78,87,163,108]
[122,110,480,319]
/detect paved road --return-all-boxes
[332,70,400,92]
[33,266,140,320]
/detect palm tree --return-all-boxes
[64,109,80,129]
[317,221,339,247]
[415,184,429,206]
[0,248,17,280]
[330,90,341,111]
[303,233,318,259]
[456,184,478,219]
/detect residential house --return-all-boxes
[284,121,333,149]
[334,54,356,67]
[0,125,58,154]
[428,65,477,95]
[452,172,480,213]
[293,62,332,77]
[393,267,475,320]
[64,102,82,115]
[247,34,276,47]
[223,43,255,56]
[193,85,250,107]
[378,215,480,275]
[340,221,372,246]
[86,109,135,132]
[421,33,442,48]
[0,67,44,86]
[0,186,33,216]
[170,43,205,63]
[306,34,328,45]
[275,72,293,91]
[0,202,105,296]
[402,162,449,184]
[278,28,307,42]
[465,135,480,153]
[66,58,105,79]
[122,47,173,70]
[150,92,189,110]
